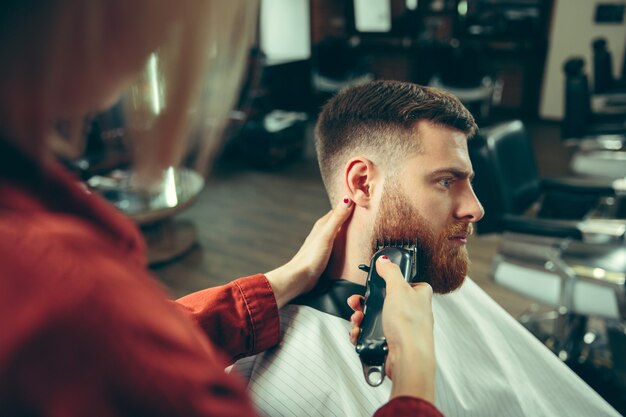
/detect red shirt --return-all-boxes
[0,140,442,417]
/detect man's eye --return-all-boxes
[438,178,453,188]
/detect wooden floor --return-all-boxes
[152,119,566,320]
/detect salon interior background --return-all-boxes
[82,0,626,414]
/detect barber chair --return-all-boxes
[469,120,626,390]
[563,57,626,139]
[592,37,626,95]
[311,37,374,106]
[469,120,626,237]
[562,56,626,179]
[86,165,204,265]
[429,43,502,125]
[592,38,615,95]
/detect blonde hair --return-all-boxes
[0,0,258,186]
[124,1,258,186]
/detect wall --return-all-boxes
[540,0,626,120]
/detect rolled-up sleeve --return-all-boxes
[176,274,280,362]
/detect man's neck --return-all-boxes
[326,219,371,286]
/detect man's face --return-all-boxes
[370,121,484,293]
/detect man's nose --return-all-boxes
[456,186,485,222]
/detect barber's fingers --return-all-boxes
[298,196,353,254]
[313,196,354,240]
[347,294,364,312]
[348,310,364,345]
[377,257,434,303]
[347,294,364,346]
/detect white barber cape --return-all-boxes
[232,278,620,417]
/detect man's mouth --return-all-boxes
[447,223,473,245]
[448,234,468,245]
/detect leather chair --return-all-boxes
[311,37,374,105]
[592,37,626,95]
[563,57,626,139]
[469,120,626,238]
[430,44,502,125]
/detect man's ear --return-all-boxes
[343,156,378,208]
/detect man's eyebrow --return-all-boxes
[428,167,475,181]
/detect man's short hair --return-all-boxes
[314,80,477,202]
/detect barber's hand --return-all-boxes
[265,196,354,309]
[347,257,436,404]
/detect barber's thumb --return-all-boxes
[376,256,404,287]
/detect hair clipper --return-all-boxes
[356,239,423,387]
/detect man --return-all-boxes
[232,81,619,416]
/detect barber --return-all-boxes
[0,1,441,416]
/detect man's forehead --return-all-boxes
[413,120,468,149]
[404,122,471,167]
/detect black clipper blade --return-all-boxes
[356,239,420,387]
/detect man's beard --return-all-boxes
[370,182,472,294]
